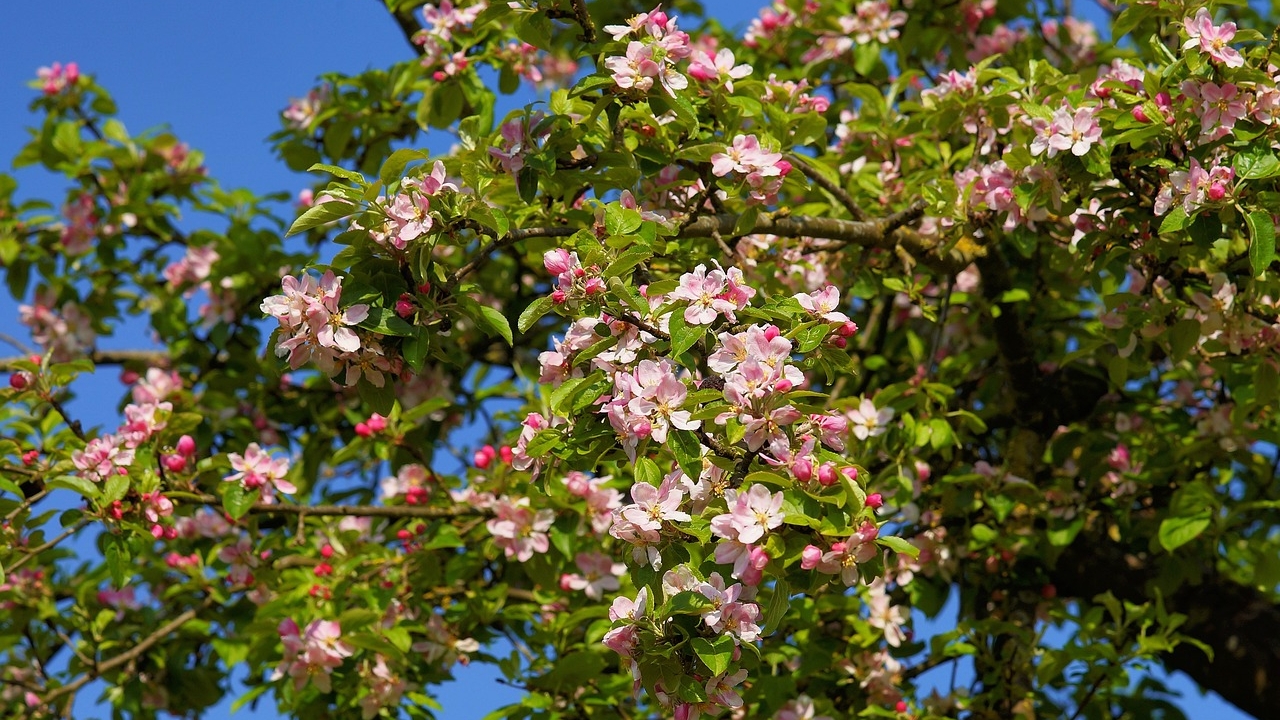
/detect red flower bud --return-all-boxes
[320,543,334,559]
[865,492,883,509]
[8,373,29,390]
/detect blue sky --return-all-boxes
[0,1,1254,718]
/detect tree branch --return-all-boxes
[679,204,974,274]
[180,494,492,519]
[448,226,578,288]
[44,595,216,704]
[788,154,866,221]
[0,349,169,372]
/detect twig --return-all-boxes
[42,394,85,442]
[6,519,92,574]
[0,332,35,356]
[568,0,597,43]
[448,226,578,288]
[178,493,493,519]
[614,312,670,341]
[44,596,217,704]
[0,349,169,372]
[788,154,866,221]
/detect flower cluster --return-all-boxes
[36,62,78,95]
[261,271,392,387]
[224,443,296,502]
[273,619,354,692]
[710,134,792,203]
[603,7,693,97]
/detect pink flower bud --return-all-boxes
[151,524,165,539]
[841,466,858,481]
[543,248,574,275]
[573,266,586,278]
[800,544,824,570]
[8,373,29,390]
[817,462,838,486]
[764,325,781,341]
[1207,182,1227,201]
[163,454,187,473]
[1131,105,1150,123]
[433,70,447,82]
[792,457,813,482]
[473,450,491,469]
[776,159,792,176]
[650,10,669,27]
[395,294,415,318]
[838,321,858,337]
[584,277,606,295]
[21,450,39,466]
[367,413,387,432]
[320,543,334,559]
[551,289,567,304]
[120,369,140,385]
[559,574,575,591]
[355,422,372,438]
[176,435,196,457]
[775,378,793,393]
[418,281,432,294]
[499,445,513,463]
[865,493,883,509]
[830,336,848,349]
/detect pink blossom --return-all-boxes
[486,496,554,562]
[1183,8,1244,68]
[688,49,752,92]
[1030,103,1101,158]
[794,286,850,323]
[71,434,135,483]
[225,443,296,497]
[847,397,894,440]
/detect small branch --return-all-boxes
[45,596,216,704]
[0,332,35,356]
[7,519,92,574]
[179,493,492,519]
[902,653,959,681]
[614,312,670,341]
[679,206,971,274]
[448,226,578,288]
[42,394,85,442]
[0,349,169,372]
[567,0,597,43]
[788,154,866,221]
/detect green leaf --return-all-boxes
[47,474,99,501]
[667,429,703,480]
[524,429,561,458]
[1158,512,1211,552]
[1166,319,1200,362]
[287,199,356,236]
[634,457,662,486]
[691,636,734,676]
[357,376,397,416]
[308,162,367,186]
[358,307,416,337]
[220,483,256,521]
[877,535,921,559]
[475,305,513,345]
[761,579,790,636]
[794,324,831,353]
[103,534,130,588]
[518,295,556,334]
[603,204,643,236]
[379,149,429,187]
[1234,146,1280,180]
[515,13,553,50]
[1247,210,1276,277]
[668,312,702,358]
[101,473,129,504]
[402,328,429,373]
[1158,206,1189,235]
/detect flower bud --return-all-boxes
[163,454,187,473]
[841,466,858,481]
[865,492,883,509]
[763,325,781,341]
[1207,182,1227,201]
[543,248,574,275]
[551,289,567,304]
[838,321,858,337]
[817,462,838,486]
[473,450,492,469]
[367,413,387,432]
[830,336,848,349]
[320,543,334,559]
[395,294,415,318]
[800,544,824,570]
[355,422,372,438]
[499,445,513,463]
[176,435,196,457]
[1131,105,1150,123]
[792,457,813,482]
[9,372,30,390]
[120,369,140,385]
